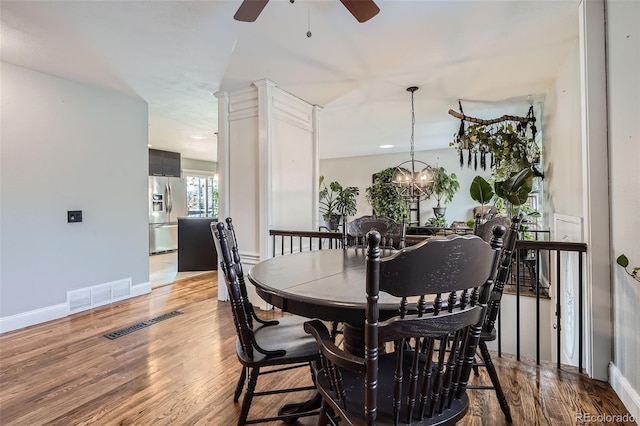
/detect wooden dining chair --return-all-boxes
[211,220,320,426]
[468,214,522,423]
[343,215,407,252]
[304,226,506,425]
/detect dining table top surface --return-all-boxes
[247,248,409,323]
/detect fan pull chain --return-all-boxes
[306,3,312,37]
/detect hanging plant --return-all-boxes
[450,122,540,178]
[448,105,541,178]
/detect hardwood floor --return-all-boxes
[0,272,633,425]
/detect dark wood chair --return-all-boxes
[211,219,320,426]
[333,215,406,340]
[474,214,511,243]
[304,226,506,425]
[469,214,523,423]
[343,215,407,251]
[473,205,497,221]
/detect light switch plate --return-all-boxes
[68,210,82,223]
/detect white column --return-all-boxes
[216,80,319,307]
[578,0,611,381]
[214,90,230,301]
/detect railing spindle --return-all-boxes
[579,252,584,374]
[556,250,561,369]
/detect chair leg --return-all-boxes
[472,362,480,377]
[234,366,247,402]
[317,400,330,426]
[238,367,259,426]
[479,341,512,423]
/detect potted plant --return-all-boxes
[469,167,535,216]
[469,175,495,219]
[425,215,448,228]
[430,166,459,217]
[365,168,409,223]
[319,176,359,230]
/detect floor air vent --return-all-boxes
[104,310,183,340]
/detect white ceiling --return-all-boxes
[1,0,579,162]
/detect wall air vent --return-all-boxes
[67,278,133,314]
[92,284,112,306]
[68,289,92,313]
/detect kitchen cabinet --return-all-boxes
[177,217,218,271]
[149,148,181,177]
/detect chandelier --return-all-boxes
[392,86,434,202]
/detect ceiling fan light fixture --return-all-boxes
[233,0,379,23]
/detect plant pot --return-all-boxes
[433,206,447,217]
[324,214,341,231]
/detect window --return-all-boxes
[186,174,218,218]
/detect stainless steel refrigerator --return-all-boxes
[149,176,187,254]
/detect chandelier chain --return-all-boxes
[410,89,415,160]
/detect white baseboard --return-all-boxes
[132,281,151,297]
[609,362,640,424]
[0,303,69,334]
[0,281,152,335]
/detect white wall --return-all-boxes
[543,40,583,222]
[320,148,492,226]
[606,0,640,420]
[486,294,552,361]
[0,62,148,326]
[182,158,217,174]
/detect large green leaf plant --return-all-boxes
[319,176,359,222]
[365,168,409,222]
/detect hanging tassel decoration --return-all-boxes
[458,100,466,138]
[459,149,464,167]
[467,149,472,168]
[474,151,478,170]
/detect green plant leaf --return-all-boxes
[497,168,534,206]
[617,254,629,268]
[469,176,494,204]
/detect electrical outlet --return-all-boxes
[68,210,82,223]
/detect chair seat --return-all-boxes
[236,315,319,367]
[316,352,469,425]
[481,328,497,342]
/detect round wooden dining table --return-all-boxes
[247,248,407,324]
[247,248,411,355]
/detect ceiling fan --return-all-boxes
[234,0,380,23]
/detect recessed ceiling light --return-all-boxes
[191,135,208,140]
[379,144,394,149]
[147,144,153,147]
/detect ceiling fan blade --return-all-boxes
[340,0,380,23]
[234,0,269,22]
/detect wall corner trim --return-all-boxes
[131,281,151,297]
[609,362,640,422]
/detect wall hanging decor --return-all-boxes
[448,101,542,179]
